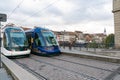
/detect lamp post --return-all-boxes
[0,13,7,68]
[63,30,65,49]
[0,22,1,68]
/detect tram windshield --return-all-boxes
[4,27,28,51]
[42,30,58,46]
[10,32,27,47]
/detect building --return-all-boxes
[113,0,120,48]
[53,31,76,43]
[21,27,32,31]
[92,33,106,43]
[54,30,106,44]
[84,34,93,43]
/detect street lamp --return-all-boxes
[0,13,7,68]
[63,30,65,49]
[0,22,2,68]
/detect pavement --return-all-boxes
[60,47,120,63]
[0,67,12,80]
[60,47,120,58]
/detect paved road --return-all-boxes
[12,54,120,80]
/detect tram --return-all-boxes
[25,27,61,56]
[1,25,30,57]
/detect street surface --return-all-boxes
[13,54,120,80]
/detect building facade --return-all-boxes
[113,0,120,48]
[54,31,106,45]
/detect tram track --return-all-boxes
[12,54,120,80]
[13,60,48,80]
[29,57,100,80]
[13,57,99,80]
[32,54,117,73]
[49,56,114,72]
[30,54,120,80]
[51,56,120,80]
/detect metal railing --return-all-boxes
[60,42,116,52]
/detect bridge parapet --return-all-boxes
[1,55,40,80]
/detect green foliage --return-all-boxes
[87,42,98,48]
[104,34,114,48]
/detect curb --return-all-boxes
[61,51,120,63]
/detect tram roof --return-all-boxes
[2,25,24,32]
[25,27,50,33]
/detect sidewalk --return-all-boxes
[61,47,120,57]
[60,47,120,63]
[0,67,12,80]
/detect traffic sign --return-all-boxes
[0,13,7,22]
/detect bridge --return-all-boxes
[1,47,120,80]
[1,0,120,80]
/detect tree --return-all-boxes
[104,34,114,48]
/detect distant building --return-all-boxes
[53,31,76,43]
[84,33,106,43]
[92,33,106,43]
[54,30,106,44]
[84,34,93,43]
[75,31,84,40]
[104,28,106,35]
[21,27,32,31]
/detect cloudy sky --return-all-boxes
[0,0,114,34]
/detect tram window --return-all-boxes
[26,32,32,47]
[3,33,7,47]
[35,33,41,46]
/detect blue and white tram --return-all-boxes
[1,25,30,57]
[25,27,61,56]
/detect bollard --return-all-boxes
[94,47,96,52]
[79,46,81,51]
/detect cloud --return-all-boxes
[44,6,63,16]
[61,0,113,24]
[0,0,114,34]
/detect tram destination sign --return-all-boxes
[0,13,7,22]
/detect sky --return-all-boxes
[0,0,114,34]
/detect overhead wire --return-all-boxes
[21,0,59,22]
[8,0,24,19]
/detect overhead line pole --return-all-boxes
[0,13,7,68]
[0,21,1,68]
